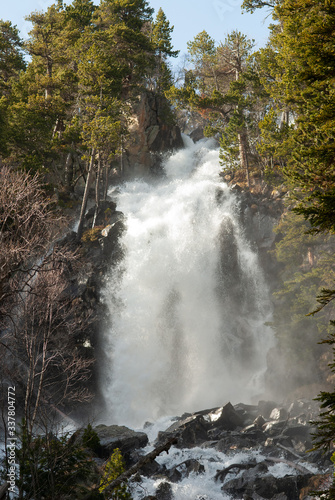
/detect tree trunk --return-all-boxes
[120,135,124,177]
[92,154,102,228]
[77,148,96,240]
[0,483,8,500]
[45,58,52,99]
[238,131,250,188]
[64,150,74,191]
[103,164,109,201]
[99,436,178,497]
[280,109,290,129]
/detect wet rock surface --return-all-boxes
[121,399,332,500]
[94,424,148,460]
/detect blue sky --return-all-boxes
[2,0,272,63]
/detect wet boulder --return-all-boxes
[258,401,278,419]
[221,464,313,500]
[100,216,125,257]
[94,424,148,460]
[162,458,205,482]
[157,414,209,448]
[216,432,259,451]
[155,481,173,500]
[156,402,243,448]
[270,407,289,421]
[262,420,288,436]
[202,402,244,431]
[176,458,205,478]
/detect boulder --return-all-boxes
[262,420,288,436]
[92,399,330,499]
[156,402,244,448]
[165,458,205,481]
[100,217,125,257]
[202,402,244,431]
[270,407,288,421]
[258,401,278,419]
[234,403,260,423]
[157,414,208,448]
[216,432,258,451]
[254,415,267,428]
[222,465,313,500]
[189,127,204,142]
[182,458,205,476]
[94,424,148,459]
[155,481,173,500]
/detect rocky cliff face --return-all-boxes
[122,92,184,177]
[232,185,285,288]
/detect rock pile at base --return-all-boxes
[95,399,333,500]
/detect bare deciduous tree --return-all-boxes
[0,166,64,328]
[0,167,95,434]
[16,246,94,433]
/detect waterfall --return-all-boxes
[102,137,274,427]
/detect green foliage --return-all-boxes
[241,0,278,13]
[0,20,26,157]
[169,29,265,183]
[246,9,335,471]
[312,324,335,447]
[257,107,290,169]
[274,212,316,268]
[64,0,97,28]
[0,20,26,92]
[81,109,122,161]
[146,8,178,95]
[152,8,179,58]
[253,0,335,229]
[294,189,335,235]
[0,0,158,187]
[187,30,216,65]
[82,423,101,454]
[81,226,104,243]
[16,421,102,500]
[99,448,132,499]
[268,211,335,392]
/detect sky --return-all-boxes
[2,0,272,67]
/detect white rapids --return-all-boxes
[102,136,274,428]
[128,423,319,500]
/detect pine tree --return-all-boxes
[249,4,335,497]
[254,0,335,229]
[0,20,26,158]
[168,30,258,185]
[150,8,179,93]
[0,20,26,93]
[241,0,279,13]
[152,7,179,58]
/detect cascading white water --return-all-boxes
[102,137,274,427]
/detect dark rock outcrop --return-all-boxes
[94,424,148,461]
[123,92,183,177]
[222,469,312,499]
